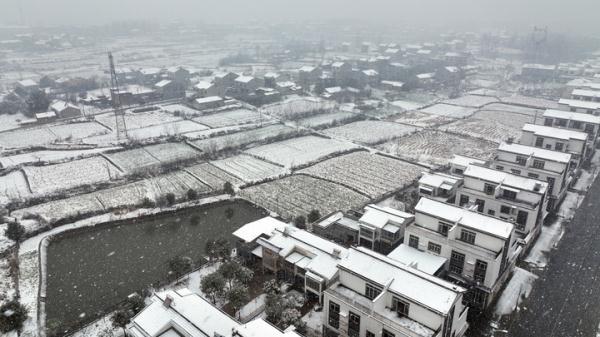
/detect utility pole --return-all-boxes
[108,52,128,140]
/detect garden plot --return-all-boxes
[95,110,182,131]
[240,175,370,220]
[294,111,357,128]
[261,96,335,119]
[393,111,457,128]
[500,95,560,110]
[245,135,358,168]
[0,147,120,169]
[94,181,149,210]
[481,103,542,117]
[211,154,286,183]
[0,171,32,205]
[105,148,161,173]
[143,170,211,200]
[193,109,267,128]
[390,100,426,111]
[161,104,202,116]
[143,142,200,164]
[299,151,422,199]
[0,127,59,150]
[439,110,534,144]
[441,95,498,108]
[13,193,105,225]
[22,156,123,196]
[323,121,418,145]
[127,120,210,141]
[185,163,244,189]
[189,124,296,153]
[48,122,110,140]
[420,104,477,118]
[378,130,496,166]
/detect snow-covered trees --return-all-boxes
[0,301,28,333]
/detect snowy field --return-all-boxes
[193,109,268,128]
[0,147,121,169]
[439,110,534,144]
[300,151,423,198]
[442,94,499,108]
[0,171,33,205]
[0,249,15,306]
[494,267,538,316]
[105,142,200,173]
[161,104,203,116]
[127,120,210,141]
[0,113,28,132]
[500,95,560,110]
[260,96,336,119]
[294,111,357,128]
[420,104,477,118]
[482,103,543,117]
[22,156,123,196]
[0,122,110,150]
[378,130,496,166]
[244,135,358,168]
[189,124,296,153]
[390,100,426,111]
[185,163,245,189]
[211,154,286,183]
[393,110,457,128]
[240,174,370,220]
[94,110,182,131]
[323,121,419,145]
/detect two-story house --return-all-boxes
[571,88,600,102]
[494,142,572,211]
[357,204,415,254]
[456,164,548,239]
[541,109,600,146]
[449,155,486,176]
[324,247,469,337]
[418,172,463,203]
[405,198,520,308]
[520,123,588,167]
[557,98,600,115]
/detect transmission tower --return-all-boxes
[108,52,128,140]
[531,26,548,63]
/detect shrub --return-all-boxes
[187,188,198,200]
[5,222,25,242]
[0,301,28,333]
[165,193,176,206]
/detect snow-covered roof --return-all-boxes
[359,204,414,230]
[522,63,556,70]
[195,96,223,104]
[522,123,588,141]
[558,98,600,110]
[543,109,600,125]
[419,172,461,190]
[50,100,79,112]
[325,86,342,94]
[445,66,460,73]
[140,67,162,75]
[338,247,464,314]
[387,244,447,275]
[417,49,432,55]
[362,69,379,76]
[451,155,486,169]
[331,62,346,68]
[235,75,255,84]
[155,79,172,88]
[498,142,571,164]
[572,89,600,99]
[416,73,435,79]
[464,164,548,194]
[415,198,514,239]
[194,81,213,90]
[35,111,56,119]
[17,79,37,87]
[232,216,287,243]
[382,80,405,88]
[264,72,279,78]
[299,66,317,73]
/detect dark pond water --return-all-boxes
[44,199,267,335]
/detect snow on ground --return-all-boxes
[188,124,296,153]
[0,147,121,169]
[322,120,419,145]
[301,308,324,337]
[439,110,534,144]
[0,113,28,132]
[494,267,538,316]
[0,122,110,150]
[293,111,357,128]
[0,253,15,306]
[393,110,456,128]
[18,250,40,337]
[211,154,287,183]
[442,95,499,108]
[237,293,266,322]
[420,104,477,118]
[193,109,268,128]
[390,100,426,111]
[261,96,335,120]
[0,171,33,205]
[68,314,123,337]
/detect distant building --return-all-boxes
[449,155,487,176]
[521,64,557,81]
[50,100,82,118]
[558,98,600,115]
[193,96,224,110]
[35,111,57,123]
[16,79,39,93]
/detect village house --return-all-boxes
[16,79,39,93]
[298,66,322,88]
[541,109,600,145]
[323,246,469,337]
[276,81,302,95]
[154,79,183,99]
[167,66,191,84]
[558,98,600,115]
[380,80,405,92]
[233,216,288,263]
[213,71,240,96]
[233,75,260,97]
[571,88,600,102]
[138,67,163,84]
[313,211,361,247]
[520,64,557,81]
[405,198,520,308]
[449,155,487,176]
[494,142,572,211]
[456,164,548,240]
[418,172,463,203]
[127,289,302,337]
[520,123,589,167]
[194,81,215,98]
[386,244,447,276]
[357,204,415,254]
[35,111,57,123]
[332,62,353,87]
[193,96,225,110]
[50,100,82,118]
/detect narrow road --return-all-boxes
[508,179,600,337]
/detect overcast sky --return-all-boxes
[2,0,599,35]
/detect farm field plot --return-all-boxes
[299,151,422,199]
[143,142,200,163]
[261,96,335,119]
[95,110,182,131]
[185,163,244,189]
[13,193,105,225]
[105,148,161,173]
[0,171,32,205]
[244,135,358,168]
[144,170,211,199]
[211,154,286,182]
[323,121,419,145]
[48,122,110,140]
[442,95,499,108]
[127,120,210,140]
[22,156,123,196]
[482,103,542,117]
[189,124,296,153]
[0,147,120,169]
[294,111,357,128]
[193,109,268,128]
[390,100,426,111]
[439,110,534,144]
[420,104,477,118]
[378,130,496,166]
[161,104,202,116]
[240,174,370,220]
[500,95,560,110]
[0,127,60,150]
[393,111,457,128]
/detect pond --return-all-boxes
[44,199,267,336]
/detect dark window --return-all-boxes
[572,121,582,129]
[392,297,410,316]
[428,241,442,254]
[366,331,375,337]
[348,311,360,337]
[547,177,556,195]
[450,251,465,274]
[495,165,504,170]
[535,137,544,147]
[474,260,488,283]
[532,160,545,169]
[460,230,476,244]
[555,142,564,151]
[502,189,517,200]
[306,277,321,291]
[488,209,496,216]
[459,194,469,206]
[408,235,419,249]
[475,199,485,212]
[500,205,511,214]
[528,173,540,179]
[545,144,552,150]
[438,222,451,237]
[516,156,527,166]
[365,283,382,300]
[510,169,521,175]
[484,183,495,195]
[544,118,553,126]
[453,168,464,175]
[383,329,396,337]
[328,301,340,328]
[570,107,577,112]
[585,124,595,134]
[516,211,528,231]
[420,188,432,195]
[556,118,567,127]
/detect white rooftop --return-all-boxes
[360,204,414,229]
[195,96,223,104]
[464,164,548,194]
[522,123,588,141]
[387,244,447,275]
[155,79,172,88]
[194,81,212,90]
[451,155,486,169]
[415,198,514,239]
[419,172,461,189]
[338,247,464,314]
[558,98,600,110]
[18,79,37,87]
[232,217,288,243]
[299,66,317,73]
[572,88,600,99]
[498,142,571,164]
[544,109,600,124]
[235,76,255,83]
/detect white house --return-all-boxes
[323,246,469,337]
[418,172,463,202]
[357,204,415,254]
[127,289,302,337]
[494,142,572,211]
[571,88,600,102]
[386,244,447,276]
[558,98,600,115]
[457,164,548,239]
[520,123,588,167]
[405,198,520,308]
[449,155,487,176]
[193,96,224,110]
[541,109,600,143]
